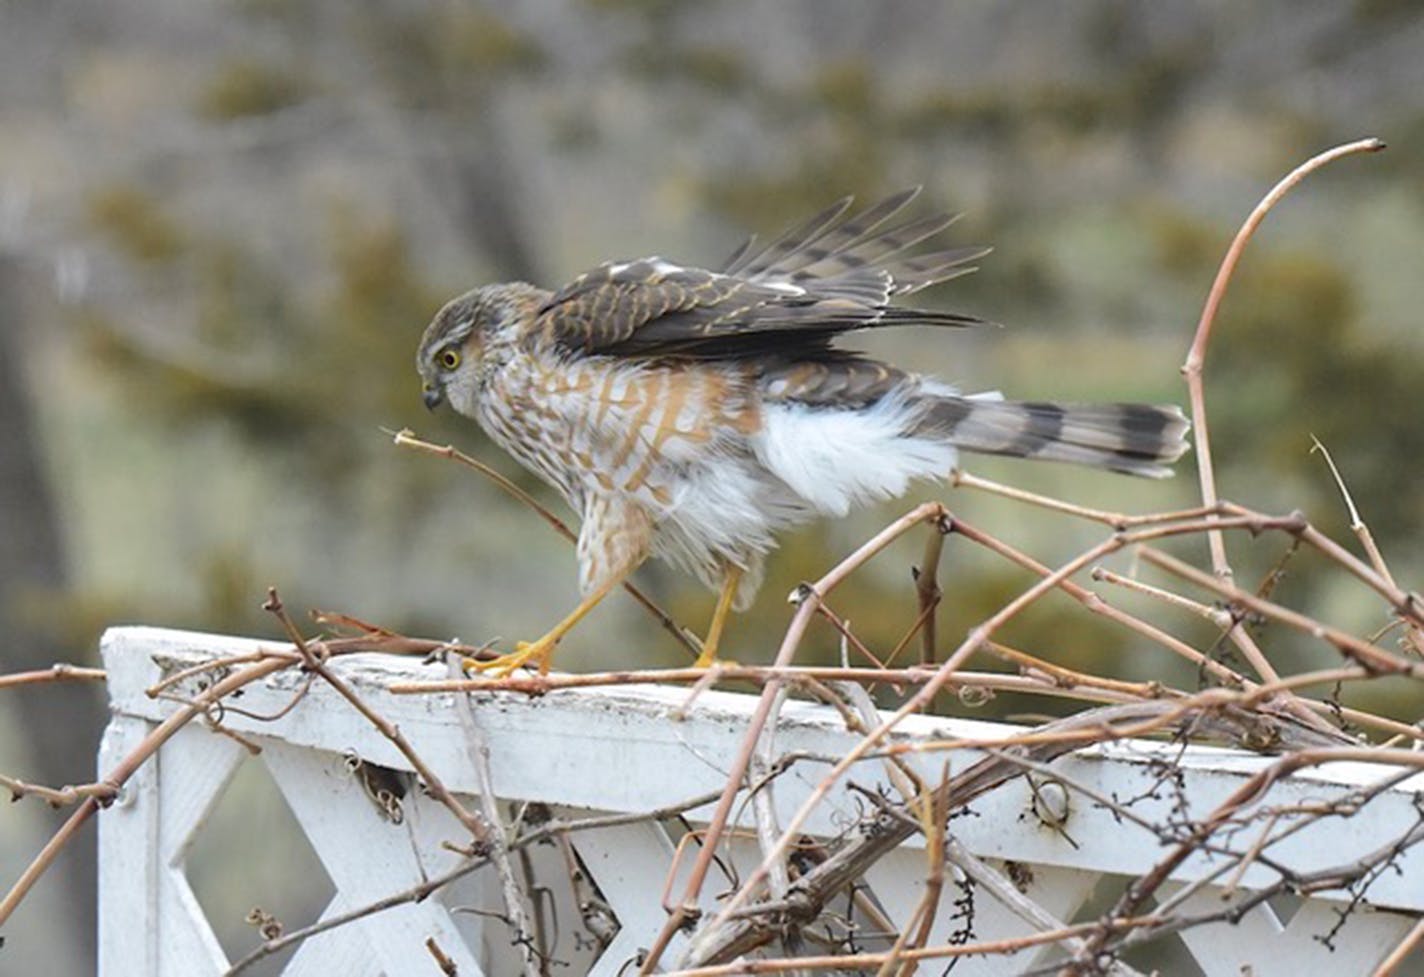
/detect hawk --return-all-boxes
[417,189,1189,674]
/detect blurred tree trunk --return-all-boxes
[441,119,542,284]
[0,255,98,968]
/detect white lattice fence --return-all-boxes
[98,627,1424,975]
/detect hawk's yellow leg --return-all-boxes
[694,565,742,668]
[467,575,623,677]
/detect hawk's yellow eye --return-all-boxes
[438,348,461,371]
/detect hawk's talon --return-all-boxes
[463,638,556,678]
[691,565,742,669]
[691,651,738,670]
[690,637,738,670]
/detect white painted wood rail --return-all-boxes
[98,627,1424,975]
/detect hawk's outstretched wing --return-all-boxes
[534,188,989,359]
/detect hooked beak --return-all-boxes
[422,383,444,411]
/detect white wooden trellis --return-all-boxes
[97,626,1424,976]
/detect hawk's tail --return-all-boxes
[916,396,1191,478]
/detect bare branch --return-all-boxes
[1180,137,1385,583]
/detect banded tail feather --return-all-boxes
[917,396,1191,478]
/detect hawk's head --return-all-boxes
[416,283,544,415]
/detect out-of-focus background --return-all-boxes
[2,2,1422,974]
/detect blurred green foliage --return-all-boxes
[79,186,449,452]
[625,44,749,94]
[195,59,312,120]
[1213,254,1424,536]
[86,185,186,264]
[360,5,545,100]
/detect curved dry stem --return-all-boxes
[0,775,119,808]
[1181,137,1385,583]
[0,665,107,690]
[952,469,1220,529]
